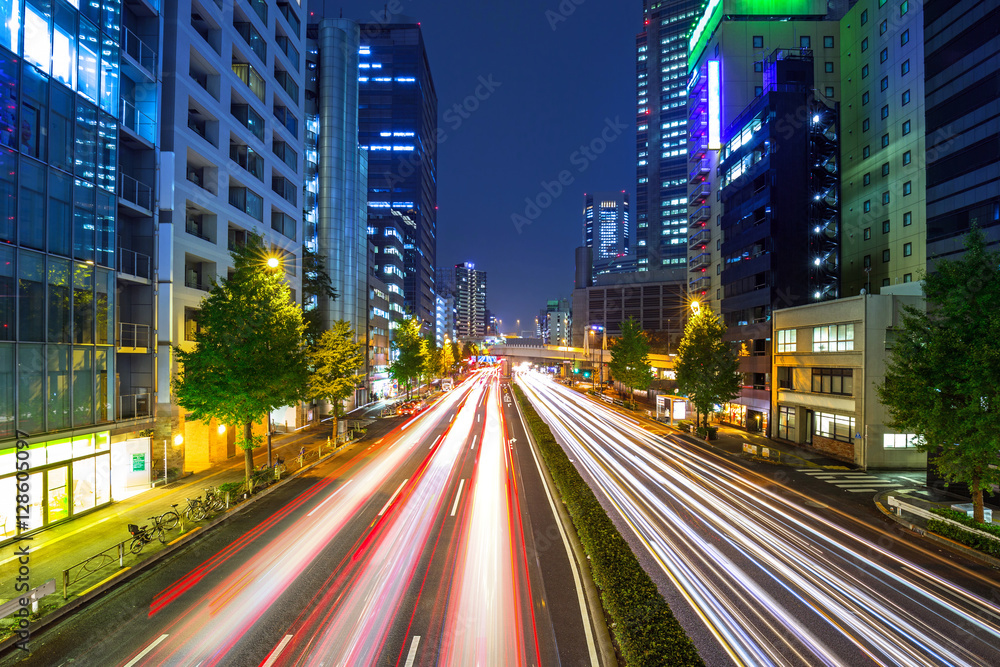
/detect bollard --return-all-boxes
[225,491,230,508]
[118,542,124,567]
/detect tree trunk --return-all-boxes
[972,475,984,523]
[243,421,253,485]
[333,401,341,444]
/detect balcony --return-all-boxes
[272,140,297,172]
[233,21,267,63]
[184,266,213,291]
[688,228,711,250]
[271,211,296,240]
[231,103,265,142]
[689,276,711,293]
[689,252,711,272]
[689,182,711,206]
[277,1,300,33]
[689,159,711,184]
[122,27,156,79]
[274,69,299,103]
[118,322,151,353]
[120,98,156,144]
[273,104,298,138]
[230,141,264,181]
[275,35,299,72]
[119,393,153,420]
[118,248,152,281]
[185,215,213,242]
[689,205,711,227]
[119,173,153,212]
[246,0,267,24]
[689,138,708,163]
[228,184,263,221]
[272,175,297,206]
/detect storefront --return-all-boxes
[0,431,150,542]
[722,403,769,434]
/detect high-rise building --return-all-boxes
[454,263,486,339]
[358,15,438,329]
[636,0,701,278]
[160,0,308,468]
[686,1,843,433]
[923,0,1000,263]
[840,0,927,295]
[1,0,161,536]
[583,191,633,279]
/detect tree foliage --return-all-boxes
[440,339,456,375]
[173,233,308,483]
[608,317,654,406]
[389,316,424,398]
[307,321,364,435]
[674,307,741,428]
[877,228,1000,522]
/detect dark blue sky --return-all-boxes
[321,1,640,333]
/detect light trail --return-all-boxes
[518,372,1000,667]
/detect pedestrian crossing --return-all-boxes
[796,468,910,493]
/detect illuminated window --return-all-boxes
[861,10,868,24]
[864,200,871,213]
[863,173,871,186]
[861,37,869,51]
[903,273,912,283]
[862,64,869,79]
[901,1,909,15]
[903,150,911,165]
[862,118,870,132]
[753,35,764,48]
[826,86,834,97]
[863,145,871,159]
[813,324,854,352]
[825,61,834,73]
[902,89,910,105]
[824,36,834,48]
[880,76,889,91]
[812,368,853,395]
[901,29,909,45]
[882,162,890,176]
[883,249,891,263]
[864,227,871,240]
[901,59,910,75]
[902,120,911,135]
[880,48,888,63]
[882,133,890,148]
[800,36,810,49]
[776,329,796,353]
[883,220,890,233]
[880,20,887,35]
[881,104,889,119]
[882,191,890,205]
[862,91,869,105]
[754,61,763,73]
[23,2,51,74]
[884,433,920,449]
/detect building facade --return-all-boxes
[159,0,308,469]
[358,15,438,329]
[636,0,701,278]
[1,0,162,541]
[583,191,632,279]
[454,262,486,339]
[771,284,926,469]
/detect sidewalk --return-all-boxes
[0,421,360,639]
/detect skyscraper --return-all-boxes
[636,0,701,278]
[454,263,487,339]
[1,0,161,535]
[358,15,438,329]
[583,191,632,278]
[159,0,309,469]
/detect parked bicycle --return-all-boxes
[180,497,207,522]
[154,505,180,531]
[203,487,226,512]
[127,521,167,555]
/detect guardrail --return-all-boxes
[61,540,131,599]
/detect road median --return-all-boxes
[513,384,703,666]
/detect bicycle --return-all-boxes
[127,521,167,555]
[180,497,207,522]
[154,505,180,531]
[203,487,226,512]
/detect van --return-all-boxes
[441,378,454,391]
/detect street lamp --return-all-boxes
[266,256,280,269]
[690,299,701,315]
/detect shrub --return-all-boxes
[514,386,704,666]
[676,420,694,433]
[927,508,1000,558]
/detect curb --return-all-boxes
[509,383,617,667]
[873,493,1000,571]
[0,437,360,659]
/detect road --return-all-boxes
[7,370,602,666]
[517,371,1000,667]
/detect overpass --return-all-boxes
[489,343,675,371]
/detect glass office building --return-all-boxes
[1,0,160,541]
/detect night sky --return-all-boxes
[315,1,640,334]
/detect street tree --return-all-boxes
[389,316,424,399]
[173,233,308,485]
[307,321,364,441]
[674,305,741,430]
[877,227,1000,523]
[440,339,456,376]
[421,336,438,386]
[608,317,654,408]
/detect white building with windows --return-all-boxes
[771,284,926,469]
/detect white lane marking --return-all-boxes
[404,635,421,667]
[471,435,478,450]
[842,488,878,493]
[449,413,454,422]
[450,479,466,517]
[378,479,408,516]
[124,634,169,667]
[261,634,294,667]
[307,480,353,517]
[430,434,443,449]
[477,413,481,422]
[833,482,900,487]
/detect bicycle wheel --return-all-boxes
[130,537,145,555]
[191,504,207,521]
[211,496,226,511]
[160,511,179,530]
[156,527,168,544]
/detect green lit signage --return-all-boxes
[132,453,146,472]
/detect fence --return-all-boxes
[886,496,1000,544]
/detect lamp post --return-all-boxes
[264,255,281,467]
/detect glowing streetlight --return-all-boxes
[690,300,701,314]
[266,256,280,269]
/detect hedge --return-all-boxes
[927,508,1000,558]
[514,385,704,666]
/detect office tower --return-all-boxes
[434,292,455,348]
[686,1,841,433]
[358,15,438,328]
[539,299,571,346]
[840,0,927,294]
[635,0,701,278]
[923,0,1000,263]
[0,0,161,535]
[159,0,308,469]
[305,16,368,335]
[583,191,633,278]
[454,263,486,339]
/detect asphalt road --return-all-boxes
[518,371,1000,667]
[5,370,601,666]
